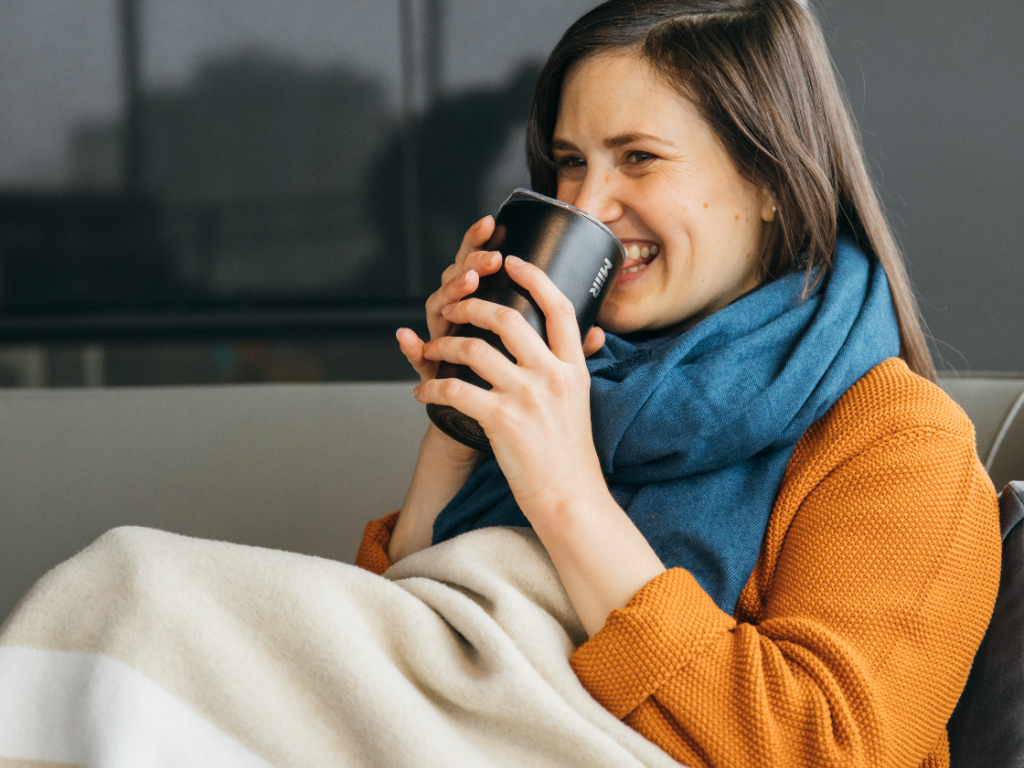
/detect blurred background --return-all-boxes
[0,0,1020,387]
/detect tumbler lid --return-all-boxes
[500,188,627,262]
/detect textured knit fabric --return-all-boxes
[431,235,900,613]
[356,509,399,576]
[357,358,1002,767]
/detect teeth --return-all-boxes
[622,243,659,274]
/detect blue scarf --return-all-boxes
[432,234,900,613]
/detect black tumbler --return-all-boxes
[427,188,626,452]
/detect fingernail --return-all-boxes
[396,327,406,339]
[441,303,453,315]
[506,255,524,266]
[413,385,421,396]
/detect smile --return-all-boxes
[621,243,659,274]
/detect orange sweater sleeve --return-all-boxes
[571,418,1001,767]
[355,511,400,575]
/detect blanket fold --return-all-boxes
[0,526,683,768]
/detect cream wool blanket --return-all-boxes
[0,526,683,768]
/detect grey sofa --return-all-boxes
[2,373,1022,623]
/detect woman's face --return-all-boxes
[553,52,777,334]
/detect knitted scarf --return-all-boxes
[432,234,900,613]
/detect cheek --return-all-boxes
[555,176,583,205]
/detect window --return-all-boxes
[0,0,595,384]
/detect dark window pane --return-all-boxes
[0,1,122,190]
[399,0,599,294]
[1,0,407,316]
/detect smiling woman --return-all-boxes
[361,1,1002,767]
[551,52,775,333]
[0,1,1007,766]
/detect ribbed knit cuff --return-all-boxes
[570,568,735,719]
[355,511,400,575]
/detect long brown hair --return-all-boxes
[526,0,935,381]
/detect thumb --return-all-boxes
[582,326,606,358]
[397,327,438,384]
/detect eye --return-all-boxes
[626,150,657,164]
[556,155,586,169]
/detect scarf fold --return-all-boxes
[431,234,900,613]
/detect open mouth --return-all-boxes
[621,243,660,274]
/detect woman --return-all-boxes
[358,1,1000,766]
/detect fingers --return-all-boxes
[582,326,606,358]
[441,247,502,286]
[428,251,502,341]
[423,216,497,343]
[503,256,585,364]
[435,297,550,369]
[396,327,437,384]
[414,375,497,424]
[421,332,519,389]
[455,215,495,264]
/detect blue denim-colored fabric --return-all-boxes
[431,234,900,614]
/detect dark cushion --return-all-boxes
[948,481,1024,767]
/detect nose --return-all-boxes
[565,170,624,225]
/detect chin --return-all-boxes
[598,299,701,337]
[596,304,649,336]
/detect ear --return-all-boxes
[759,187,778,223]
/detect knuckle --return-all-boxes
[497,307,524,327]
[466,338,490,358]
[558,298,576,316]
[548,372,572,398]
[552,365,587,397]
[490,401,517,431]
[441,379,462,399]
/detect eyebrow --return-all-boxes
[550,133,678,152]
[604,132,677,149]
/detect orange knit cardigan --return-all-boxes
[356,358,1001,768]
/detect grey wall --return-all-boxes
[817,0,1024,371]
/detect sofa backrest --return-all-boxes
[940,373,1024,492]
[0,382,426,623]
[1,373,1021,623]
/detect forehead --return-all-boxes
[555,52,705,142]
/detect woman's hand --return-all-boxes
[398,215,607,386]
[415,254,606,508]
[413,255,663,635]
[397,215,501,385]
[396,214,505,467]
[390,215,504,562]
